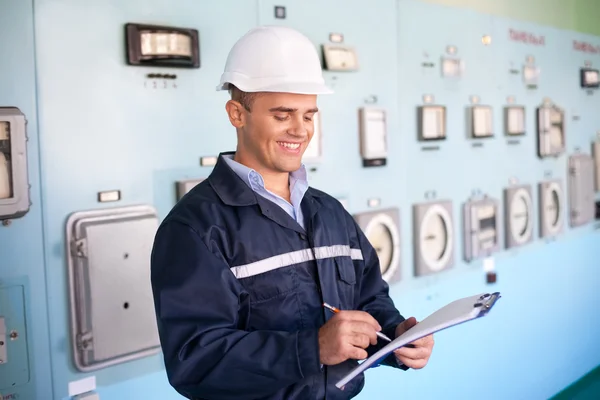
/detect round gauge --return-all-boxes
[548,189,560,225]
[544,182,562,234]
[419,205,453,272]
[509,189,532,243]
[423,214,447,260]
[364,213,400,282]
[367,223,393,274]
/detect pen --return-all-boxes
[323,302,392,342]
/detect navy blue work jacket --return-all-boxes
[150,152,407,400]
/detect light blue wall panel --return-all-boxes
[1,0,599,399]
[0,1,51,400]
[32,1,257,399]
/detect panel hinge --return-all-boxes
[76,331,93,351]
[71,238,88,258]
[0,317,7,364]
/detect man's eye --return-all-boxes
[274,115,288,121]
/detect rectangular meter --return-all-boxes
[537,104,565,158]
[463,197,500,262]
[593,140,600,192]
[358,107,387,167]
[504,106,525,136]
[0,107,30,220]
[322,44,358,71]
[441,57,464,78]
[523,65,540,86]
[469,105,493,138]
[580,68,599,89]
[417,105,446,141]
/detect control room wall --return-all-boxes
[1,0,599,399]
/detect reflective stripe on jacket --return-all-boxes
[150,152,406,400]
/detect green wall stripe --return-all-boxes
[420,0,600,36]
[550,365,600,399]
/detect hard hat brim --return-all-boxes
[217,80,334,95]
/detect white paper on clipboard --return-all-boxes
[335,292,501,389]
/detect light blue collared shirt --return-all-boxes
[222,154,309,230]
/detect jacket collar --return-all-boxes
[209,151,323,205]
[208,151,257,207]
[208,151,323,234]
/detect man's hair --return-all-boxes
[229,85,260,112]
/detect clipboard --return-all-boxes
[335,292,501,389]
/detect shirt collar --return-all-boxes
[221,152,308,192]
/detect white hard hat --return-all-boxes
[217,26,333,95]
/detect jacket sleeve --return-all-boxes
[348,215,409,370]
[150,219,322,399]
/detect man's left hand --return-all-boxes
[392,317,434,369]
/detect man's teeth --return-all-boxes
[279,142,300,149]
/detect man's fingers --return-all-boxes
[393,344,431,360]
[340,320,378,344]
[348,345,368,360]
[397,317,417,333]
[396,356,428,369]
[336,310,381,331]
[410,334,434,347]
[348,332,371,349]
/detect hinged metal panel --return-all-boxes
[65,205,161,371]
[0,317,6,365]
[0,284,30,390]
[568,153,595,227]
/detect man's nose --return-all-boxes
[288,116,309,137]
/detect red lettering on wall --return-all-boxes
[509,29,545,46]
[573,40,600,54]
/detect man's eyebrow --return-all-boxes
[269,106,296,112]
[268,106,319,113]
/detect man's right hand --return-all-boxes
[318,310,382,365]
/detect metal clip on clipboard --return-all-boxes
[474,292,501,317]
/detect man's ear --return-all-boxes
[225,100,246,128]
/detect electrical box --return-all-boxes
[463,196,500,262]
[537,102,565,158]
[0,284,30,391]
[0,107,30,221]
[65,205,161,372]
[568,153,595,227]
[504,184,534,249]
[592,138,600,192]
[504,106,525,136]
[413,200,454,276]
[358,107,387,167]
[417,105,446,141]
[538,180,564,238]
[580,68,599,89]
[354,208,401,284]
[176,178,204,201]
[468,105,493,138]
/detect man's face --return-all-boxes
[230,92,318,174]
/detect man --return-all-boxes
[150,26,434,400]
